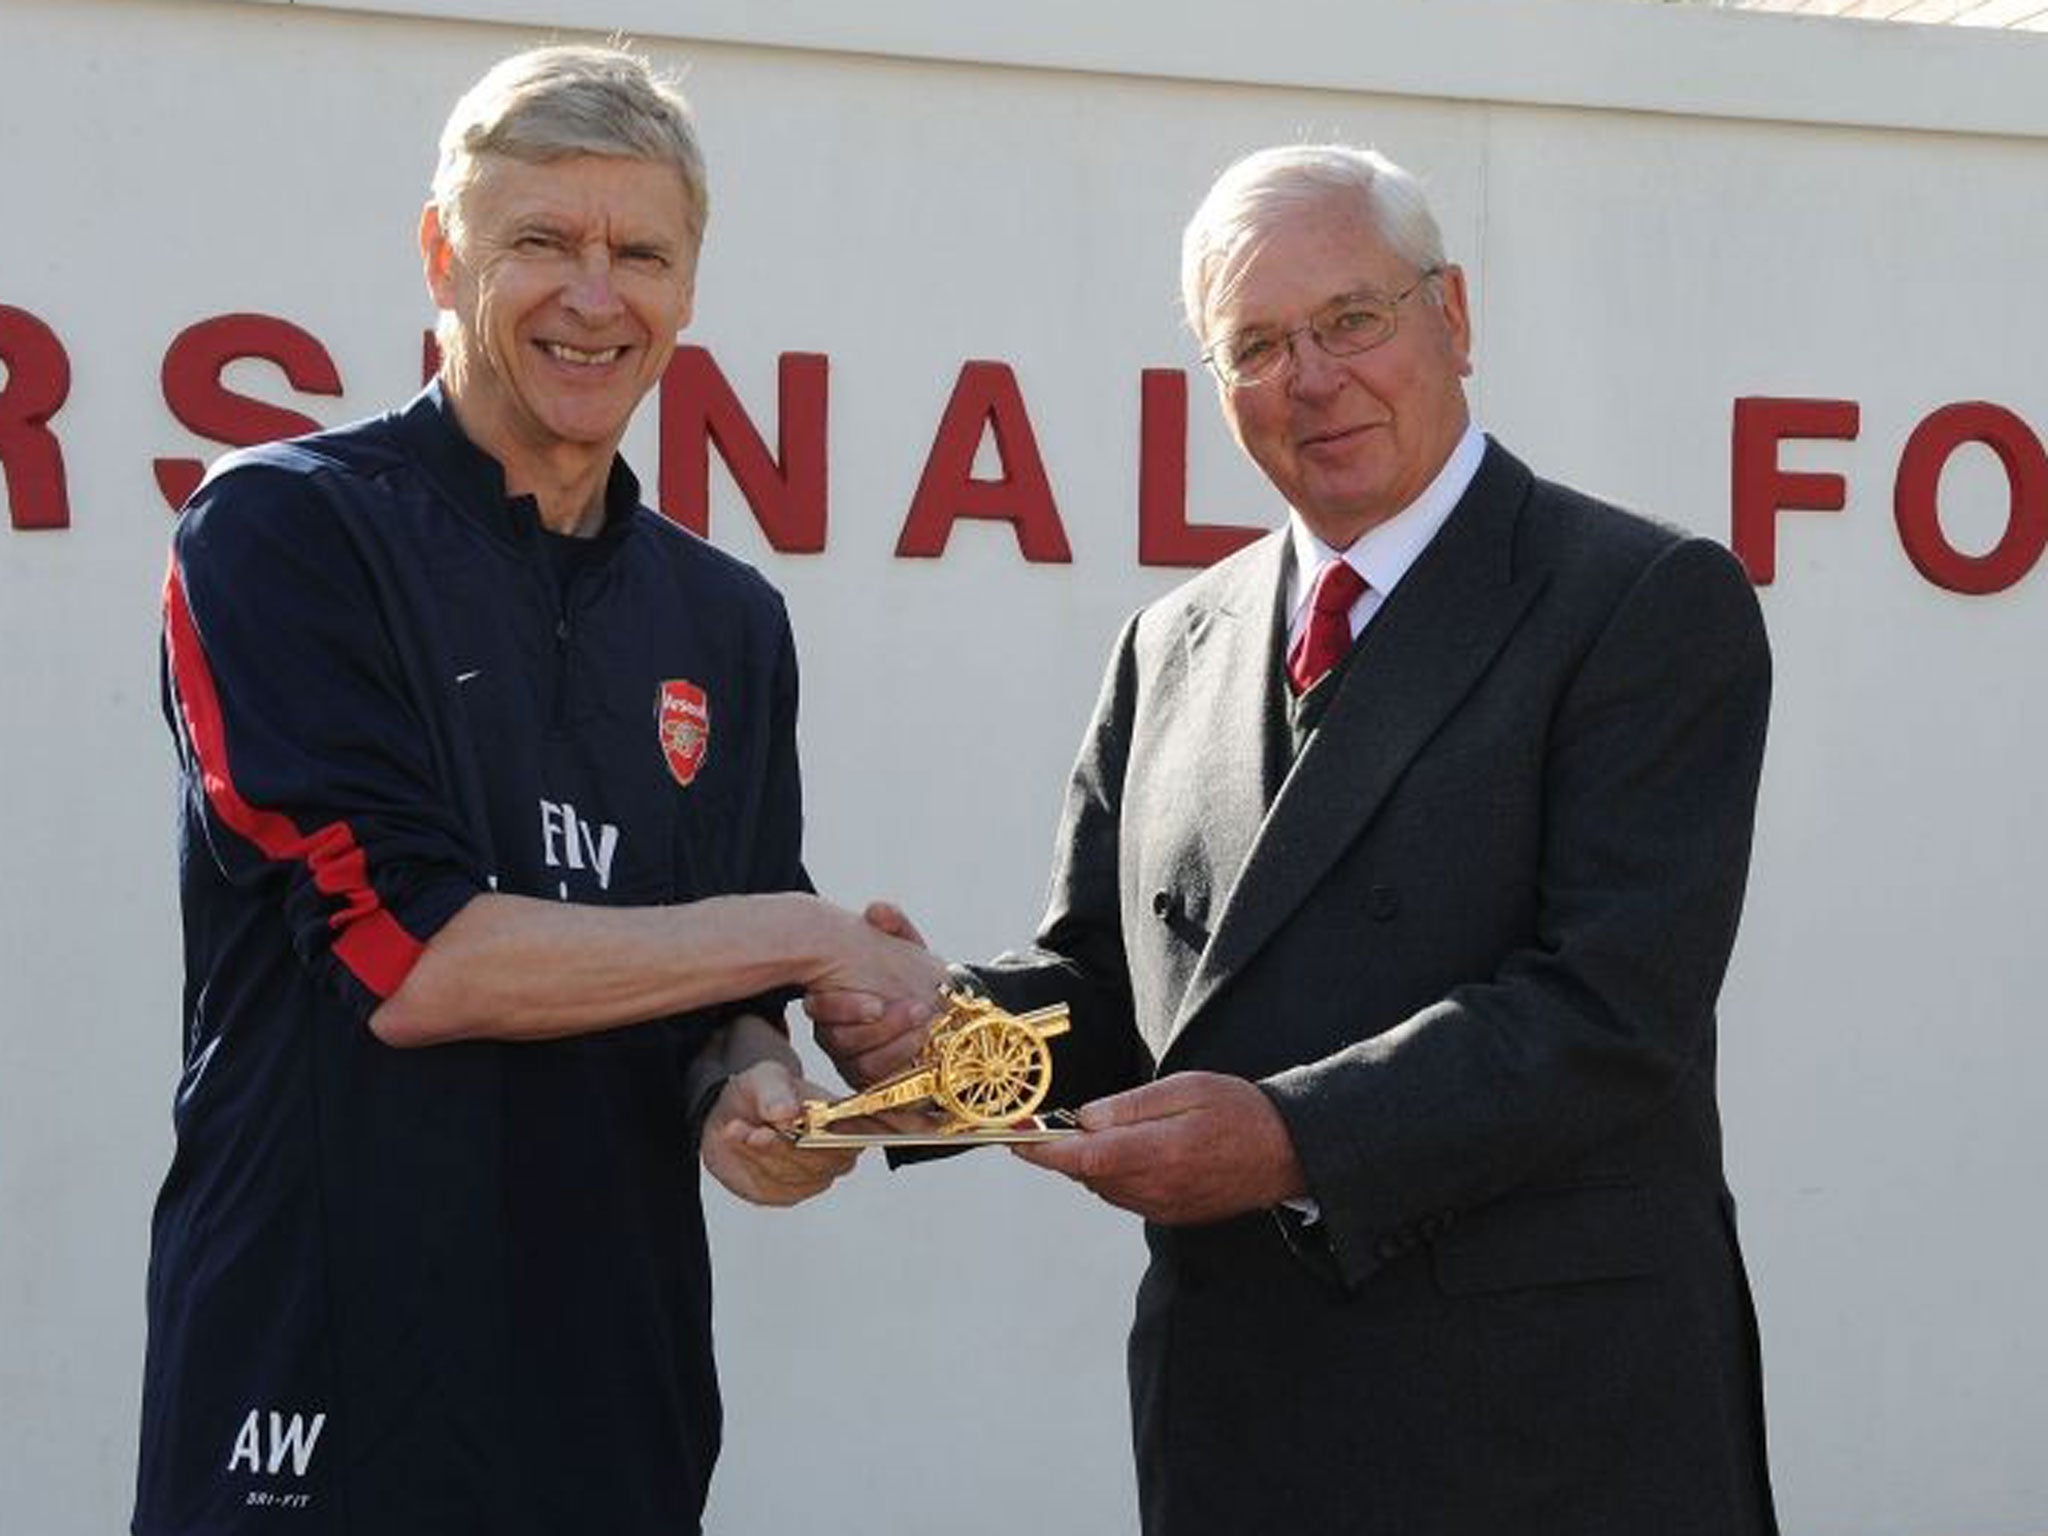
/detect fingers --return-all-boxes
[703,1066,861,1206]
[807,913,944,1089]
[732,1059,802,1123]
[1012,1120,1148,1180]
[735,1126,857,1181]
[846,904,948,1005]
[805,1007,902,1054]
[1010,1124,1172,1223]
[1073,1085,1156,1133]
[709,1137,855,1206]
[1073,1071,1223,1131]
[804,989,886,1027]
[1009,1074,1300,1225]
[807,994,933,1089]
[803,994,935,1048]
[1010,1126,1181,1221]
[711,1064,805,1149]
[861,900,927,948]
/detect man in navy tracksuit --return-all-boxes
[135,45,943,1535]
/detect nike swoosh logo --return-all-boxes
[455,669,482,685]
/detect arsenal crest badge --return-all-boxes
[656,679,710,787]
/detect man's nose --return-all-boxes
[562,250,623,319]
[1287,332,1346,399]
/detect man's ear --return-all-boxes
[1437,263,1474,379]
[420,202,457,309]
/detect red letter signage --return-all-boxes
[1137,368,1261,567]
[0,305,72,531]
[1894,401,2048,596]
[897,361,1071,562]
[1730,396,1860,584]
[155,314,344,511]
[659,347,828,552]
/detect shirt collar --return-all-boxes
[394,380,643,551]
[1286,422,1486,623]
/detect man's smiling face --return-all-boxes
[424,152,697,480]
[1205,197,1471,548]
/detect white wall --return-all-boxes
[3,1,2045,1531]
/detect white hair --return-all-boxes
[432,43,708,244]
[1180,144,1447,341]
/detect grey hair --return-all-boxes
[1180,144,1446,341]
[432,43,709,243]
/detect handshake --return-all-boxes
[695,896,962,1207]
[803,899,954,1086]
[699,894,1306,1231]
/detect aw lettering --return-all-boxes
[227,1408,326,1480]
[540,799,620,896]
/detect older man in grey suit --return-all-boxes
[815,144,1777,1536]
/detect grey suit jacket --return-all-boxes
[982,440,1778,1536]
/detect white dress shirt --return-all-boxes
[1282,422,1487,654]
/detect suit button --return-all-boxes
[1367,885,1399,921]
[1152,889,1174,920]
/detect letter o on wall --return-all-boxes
[1894,402,2048,595]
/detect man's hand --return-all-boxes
[804,901,940,1087]
[1011,1071,1307,1225]
[700,1060,858,1206]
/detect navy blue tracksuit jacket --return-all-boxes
[138,385,805,1534]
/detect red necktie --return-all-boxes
[1287,558,1368,694]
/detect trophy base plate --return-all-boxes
[785,1116,1080,1149]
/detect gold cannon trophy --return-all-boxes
[789,988,1079,1147]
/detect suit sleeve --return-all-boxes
[162,462,486,1024]
[1262,536,1772,1287]
[970,613,1151,1108]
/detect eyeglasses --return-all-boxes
[1202,267,1443,388]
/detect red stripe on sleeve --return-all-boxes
[163,556,427,1000]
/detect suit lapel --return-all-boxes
[1165,443,1548,1052]
[1166,531,1292,918]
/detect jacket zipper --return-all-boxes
[543,554,575,736]
[550,608,572,735]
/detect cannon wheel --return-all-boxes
[933,1015,1055,1127]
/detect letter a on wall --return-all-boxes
[897,361,1071,562]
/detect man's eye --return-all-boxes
[1230,335,1276,368]
[515,233,565,255]
[1327,305,1386,333]
[617,248,670,271]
